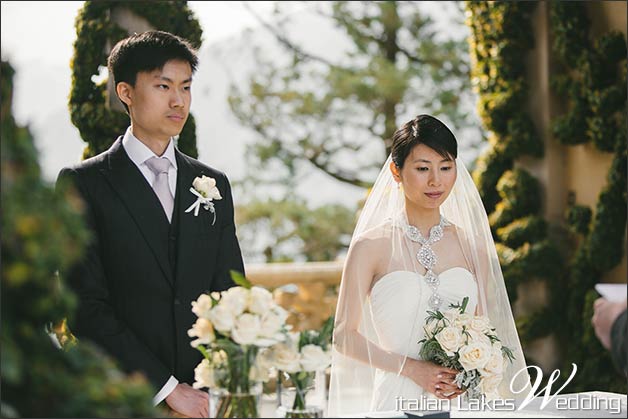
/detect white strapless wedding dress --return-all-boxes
[368,267,478,412]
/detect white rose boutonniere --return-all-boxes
[185,175,223,223]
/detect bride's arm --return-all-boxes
[332,237,408,374]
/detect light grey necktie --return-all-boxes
[145,156,174,222]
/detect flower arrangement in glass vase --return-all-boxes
[189,271,289,418]
[264,316,333,418]
[418,297,515,401]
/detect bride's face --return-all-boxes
[391,144,457,210]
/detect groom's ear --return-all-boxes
[115,82,133,108]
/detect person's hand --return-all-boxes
[592,298,627,350]
[401,358,464,400]
[165,383,209,418]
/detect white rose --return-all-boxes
[271,342,301,373]
[231,313,261,345]
[248,286,274,315]
[187,318,215,347]
[442,309,459,326]
[469,316,492,334]
[435,326,464,356]
[259,307,288,340]
[455,313,472,328]
[300,344,331,372]
[479,374,503,395]
[250,349,273,382]
[191,294,213,319]
[458,341,492,371]
[207,304,235,334]
[193,358,215,389]
[220,287,249,316]
[193,176,222,200]
[466,329,491,347]
[480,347,505,377]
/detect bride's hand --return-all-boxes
[401,359,465,400]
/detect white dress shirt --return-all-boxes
[121,127,179,405]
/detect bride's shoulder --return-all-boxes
[350,220,395,251]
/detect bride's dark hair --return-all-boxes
[391,114,458,168]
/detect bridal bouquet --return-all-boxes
[189,271,289,417]
[418,297,515,400]
[263,316,333,418]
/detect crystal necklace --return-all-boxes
[404,214,450,310]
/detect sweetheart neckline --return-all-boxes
[370,266,474,294]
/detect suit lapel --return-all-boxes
[100,138,175,288]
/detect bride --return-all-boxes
[327,115,530,416]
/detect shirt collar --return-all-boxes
[122,127,178,170]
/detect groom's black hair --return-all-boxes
[391,114,458,168]
[108,30,198,113]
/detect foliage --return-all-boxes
[466,1,543,214]
[230,1,477,189]
[1,60,158,417]
[550,3,626,152]
[496,215,547,249]
[69,1,202,158]
[236,198,356,262]
[548,2,627,392]
[465,1,572,390]
[565,205,592,236]
[489,169,541,230]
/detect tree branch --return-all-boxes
[242,2,339,68]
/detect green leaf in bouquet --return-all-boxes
[197,344,211,360]
[448,296,469,313]
[317,316,334,349]
[501,346,516,363]
[230,270,252,289]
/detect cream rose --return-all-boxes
[187,318,215,347]
[191,294,213,319]
[300,344,331,372]
[231,313,261,345]
[458,341,492,371]
[480,347,505,377]
[220,287,249,316]
[466,329,491,347]
[435,326,464,356]
[469,316,492,334]
[193,175,222,200]
[271,342,301,373]
[193,358,215,389]
[207,304,235,334]
[259,307,288,340]
[248,286,274,315]
[442,309,459,326]
[454,313,472,328]
[479,373,502,395]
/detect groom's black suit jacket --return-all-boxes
[57,137,244,389]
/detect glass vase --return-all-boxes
[210,387,261,418]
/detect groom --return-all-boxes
[57,31,244,417]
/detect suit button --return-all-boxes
[174,298,181,305]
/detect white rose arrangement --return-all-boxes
[418,297,515,400]
[261,317,333,413]
[189,271,289,398]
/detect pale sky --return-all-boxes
[0,1,285,67]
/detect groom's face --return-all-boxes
[398,144,457,210]
[119,59,192,143]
